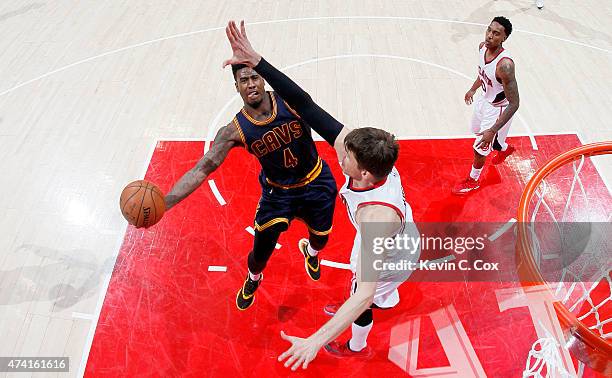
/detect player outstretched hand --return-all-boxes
[464,89,476,105]
[222,20,261,68]
[278,330,321,371]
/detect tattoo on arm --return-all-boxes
[165,124,240,209]
[493,60,520,132]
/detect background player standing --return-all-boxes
[453,16,520,195]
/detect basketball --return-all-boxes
[120,180,166,228]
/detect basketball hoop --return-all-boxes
[516,142,612,375]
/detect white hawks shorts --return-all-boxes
[470,95,514,156]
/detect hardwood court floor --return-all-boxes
[0,1,610,377]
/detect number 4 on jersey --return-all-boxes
[283,147,298,168]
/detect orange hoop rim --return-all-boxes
[516,141,612,359]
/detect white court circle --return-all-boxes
[0,16,609,98]
[206,53,538,154]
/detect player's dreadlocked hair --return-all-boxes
[492,16,512,37]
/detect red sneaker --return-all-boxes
[323,302,342,316]
[492,145,515,165]
[324,340,374,359]
[452,177,480,195]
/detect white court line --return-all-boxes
[208,266,227,272]
[78,140,158,378]
[321,259,351,270]
[1,16,608,98]
[207,180,226,206]
[488,218,517,241]
[72,312,94,320]
[245,226,282,250]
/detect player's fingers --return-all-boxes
[302,356,312,369]
[222,58,234,68]
[278,347,292,362]
[226,21,236,39]
[284,353,298,368]
[280,331,297,342]
[230,20,241,40]
[240,20,246,37]
[291,356,304,371]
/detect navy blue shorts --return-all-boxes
[254,160,337,235]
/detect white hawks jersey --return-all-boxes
[339,167,417,276]
[477,44,513,107]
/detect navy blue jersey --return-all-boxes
[233,92,321,189]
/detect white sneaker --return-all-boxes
[536,0,544,9]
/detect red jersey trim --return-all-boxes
[484,47,505,65]
[348,177,387,192]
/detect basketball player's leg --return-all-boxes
[347,280,407,353]
[296,162,337,280]
[453,97,488,194]
[454,99,513,194]
[247,222,287,275]
[236,193,291,310]
[491,112,515,164]
[325,279,405,357]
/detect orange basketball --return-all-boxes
[120,180,165,228]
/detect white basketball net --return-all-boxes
[523,332,572,378]
[522,155,611,377]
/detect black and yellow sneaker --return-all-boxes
[299,238,320,281]
[236,273,262,311]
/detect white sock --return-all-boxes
[307,243,319,257]
[248,270,261,281]
[349,322,373,351]
[469,166,483,180]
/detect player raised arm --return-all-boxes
[164,123,240,210]
[277,206,400,370]
[223,20,349,162]
[475,58,520,150]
